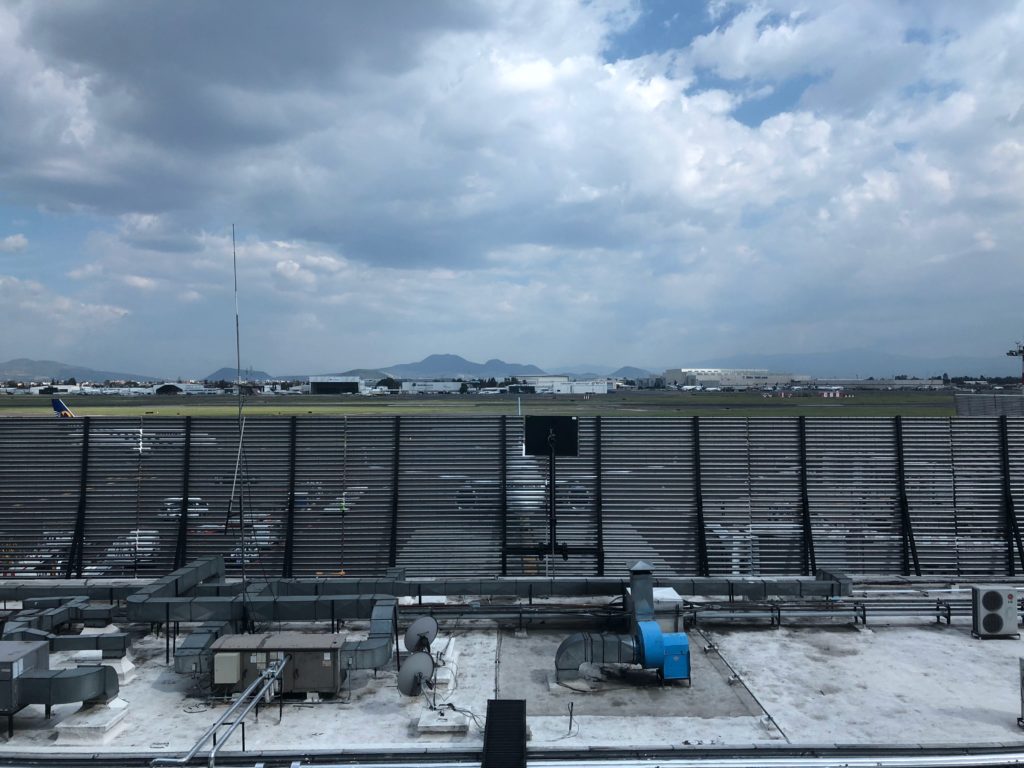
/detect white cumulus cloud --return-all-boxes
[0,234,28,252]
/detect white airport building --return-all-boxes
[400,380,462,394]
[520,376,609,394]
[663,368,795,389]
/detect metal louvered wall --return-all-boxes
[1,416,1023,578]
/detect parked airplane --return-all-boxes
[52,398,75,418]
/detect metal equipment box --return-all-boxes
[661,633,690,681]
[972,586,1019,638]
[213,651,241,685]
[211,633,346,696]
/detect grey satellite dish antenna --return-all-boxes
[398,651,435,697]
[404,616,438,653]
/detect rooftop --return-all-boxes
[1,582,1024,766]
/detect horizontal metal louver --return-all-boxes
[332,417,395,576]
[748,419,804,575]
[901,417,959,574]
[182,418,289,577]
[80,417,182,577]
[396,417,503,576]
[804,418,902,574]
[0,419,83,576]
[503,418,598,577]
[950,418,1008,576]
[600,417,698,576]
[2,415,1024,578]
[1007,417,1024,573]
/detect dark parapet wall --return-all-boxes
[1,416,1023,579]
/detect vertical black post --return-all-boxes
[282,416,298,578]
[797,417,817,575]
[499,416,508,576]
[594,416,605,576]
[998,416,1024,575]
[894,416,921,576]
[66,417,90,578]
[548,431,557,564]
[691,417,709,577]
[174,417,193,570]
[388,416,401,568]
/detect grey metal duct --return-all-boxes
[127,591,395,623]
[17,665,119,708]
[196,574,850,599]
[2,627,127,658]
[0,640,119,737]
[338,598,398,670]
[555,632,637,682]
[1,596,128,658]
[174,622,230,675]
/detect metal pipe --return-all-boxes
[207,656,287,768]
[150,656,287,767]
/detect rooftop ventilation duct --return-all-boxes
[555,561,690,684]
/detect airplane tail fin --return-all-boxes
[52,398,75,418]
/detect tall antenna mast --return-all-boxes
[228,224,249,598]
[233,224,242,424]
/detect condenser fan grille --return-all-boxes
[981,590,1004,611]
[982,612,1005,635]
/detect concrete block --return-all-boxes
[417,708,468,734]
[55,702,127,744]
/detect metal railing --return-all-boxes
[150,655,287,768]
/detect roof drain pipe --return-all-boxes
[151,655,287,768]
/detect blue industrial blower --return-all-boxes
[555,561,690,684]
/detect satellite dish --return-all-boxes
[398,652,435,697]
[404,616,438,653]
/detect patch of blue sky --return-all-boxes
[730,72,824,127]
[602,0,741,62]
[899,78,959,101]
[739,206,774,228]
[903,27,931,45]
[0,204,108,285]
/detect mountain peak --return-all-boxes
[383,354,546,379]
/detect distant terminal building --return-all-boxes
[663,368,794,390]
[401,380,461,394]
[521,376,609,395]
[813,378,944,390]
[309,376,362,395]
[154,382,219,395]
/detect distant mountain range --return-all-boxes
[205,367,275,382]
[376,353,545,379]
[0,358,160,383]
[5,348,1017,386]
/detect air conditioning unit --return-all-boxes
[971,586,1019,639]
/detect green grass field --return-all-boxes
[0,390,956,418]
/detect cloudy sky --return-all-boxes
[1,0,1022,377]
